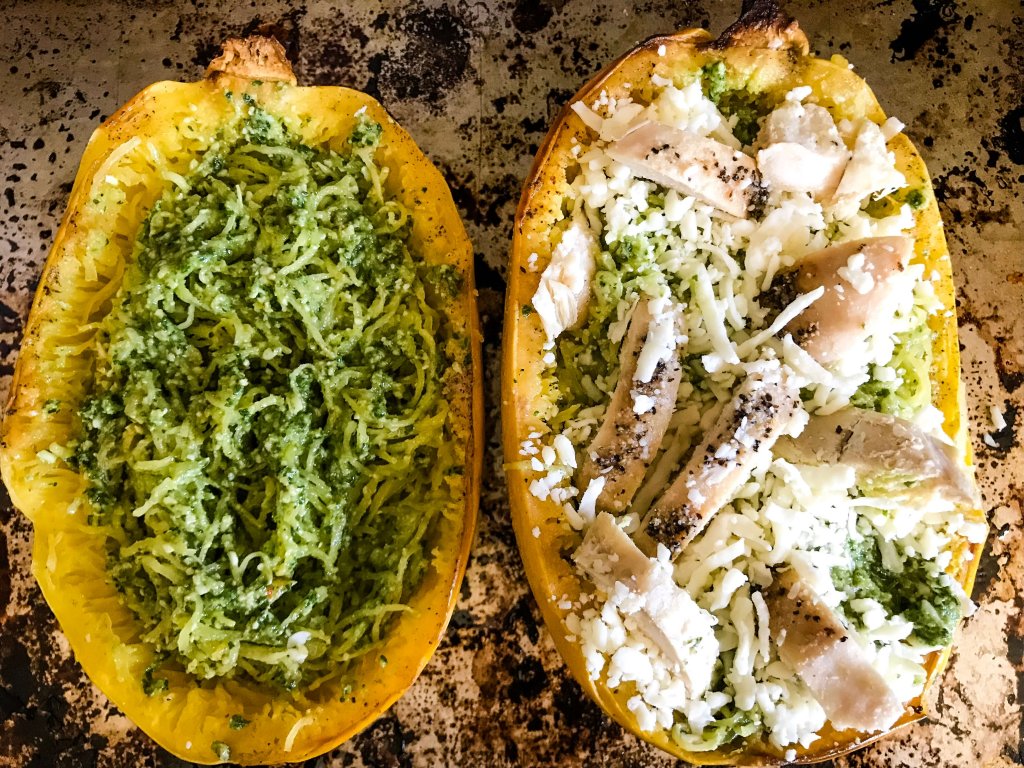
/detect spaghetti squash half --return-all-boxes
[503,2,985,764]
[0,37,481,765]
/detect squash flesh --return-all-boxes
[1,54,482,765]
[503,22,984,767]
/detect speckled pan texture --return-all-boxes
[0,1,1020,767]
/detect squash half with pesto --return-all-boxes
[0,38,481,765]
[503,3,986,764]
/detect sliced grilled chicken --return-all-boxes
[760,236,914,366]
[635,368,802,558]
[607,121,765,218]
[756,101,850,200]
[578,301,683,513]
[574,512,654,590]
[531,216,598,343]
[757,143,847,201]
[774,407,981,508]
[767,569,905,733]
[574,512,719,692]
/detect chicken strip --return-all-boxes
[573,512,719,693]
[756,99,850,201]
[760,236,914,366]
[635,367,802,558]
[578,300,683,513]
[773,406,980,508]
[766,569,905,733]
[607,121,766,218]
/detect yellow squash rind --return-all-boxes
[503,5,984,765]
[0,38,482,766]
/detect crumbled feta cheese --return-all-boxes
[632,392,657,415]
[531,218,599,343]
[553,433,577,468]
[833,118,906,208]
[837,250,876,294]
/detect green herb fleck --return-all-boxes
[905,187,926,209]
[43,399,61,414]
[229,715,250,730]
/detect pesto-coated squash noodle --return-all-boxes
[70,106,464,689]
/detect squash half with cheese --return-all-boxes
[0,38,481,765]
[503,2,986,764]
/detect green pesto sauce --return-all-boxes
[673,704,760,753]
[851,303,934,418]
[700,61,728,104]
[701,61,772,147]
[833,536,962,647]
[73,105,464,689]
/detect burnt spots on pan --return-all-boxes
[508,655,548,704]
[970,529,1001,602]
[998,103,1024,166]
[0,300,23,338]
[350,712,415,768]
[366,6,473,111]
[475,283,505,357]
[191,38,222,71]
[890,0,961,63]
[931,161,1009,229]
[1007,619,1024,763]
[663,2,711,33]
[552,677,607,737]
[0,617,53,724]
[242,7,305,64]
[0,528,9,618]
[0,485,14,528]
[986,403,1019,453]
[503,594,541,646]
[956,293,1024,395]
[444,168,519,232]
[302,18,370,87]
[545,86,574,120]
[511,0,564,35]
[0,620,40,721]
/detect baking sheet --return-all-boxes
[0,1,1021,766]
